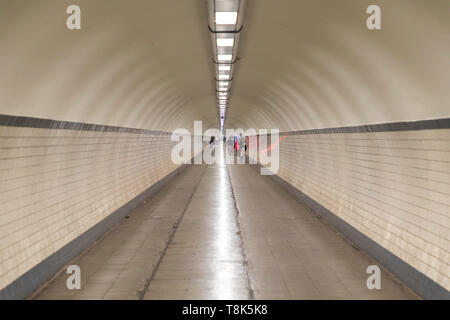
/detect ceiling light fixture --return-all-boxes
[215,12,237,25]
[217,38,234,47]
[218,54,232,62]
[209,1,246,130]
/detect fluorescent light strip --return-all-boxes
[215,12,237,25]
[217,38,234,47]
[213,10,241,128]
[218,54,232,62]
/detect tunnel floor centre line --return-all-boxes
[225,160,256,300]
[137,164,209,299]
[143,144,253,299]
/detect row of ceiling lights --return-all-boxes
[209,0,245,131]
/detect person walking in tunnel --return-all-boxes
[238,133,245,159]
[227,135,234,155]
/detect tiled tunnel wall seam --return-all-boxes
[0,114,171,136]
[254,122,449,298]
[0,120,185,297]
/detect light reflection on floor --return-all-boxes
[144,141,251,299]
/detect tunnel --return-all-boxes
[0,0,449,301]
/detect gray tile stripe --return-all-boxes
[1,114,449,135]
[0,114,170,136]
[281,117,450,136]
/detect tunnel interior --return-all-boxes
[0,0,449,300]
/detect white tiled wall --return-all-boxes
[271,129,450,291]
[0,126,181,290]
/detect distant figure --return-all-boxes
[227,136,234,155]
[209,136,215,145]
[234,136,238,154]
[223,136,226,143]
[238,133,245,158]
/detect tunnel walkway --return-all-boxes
[228,162,418,299]
[143,145,251,299]
[32,144,418,300]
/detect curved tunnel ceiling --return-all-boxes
[229,0,450,131]
[0,0,219,132]
[0,0,449,132]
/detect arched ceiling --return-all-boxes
[0,0,449,132]
[0,0,218,132]
[229,0,450,131]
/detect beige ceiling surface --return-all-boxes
[229,0,450,131]
[0,0,449,132]
[0,0,218,132]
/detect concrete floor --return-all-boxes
[33,144,418,300]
